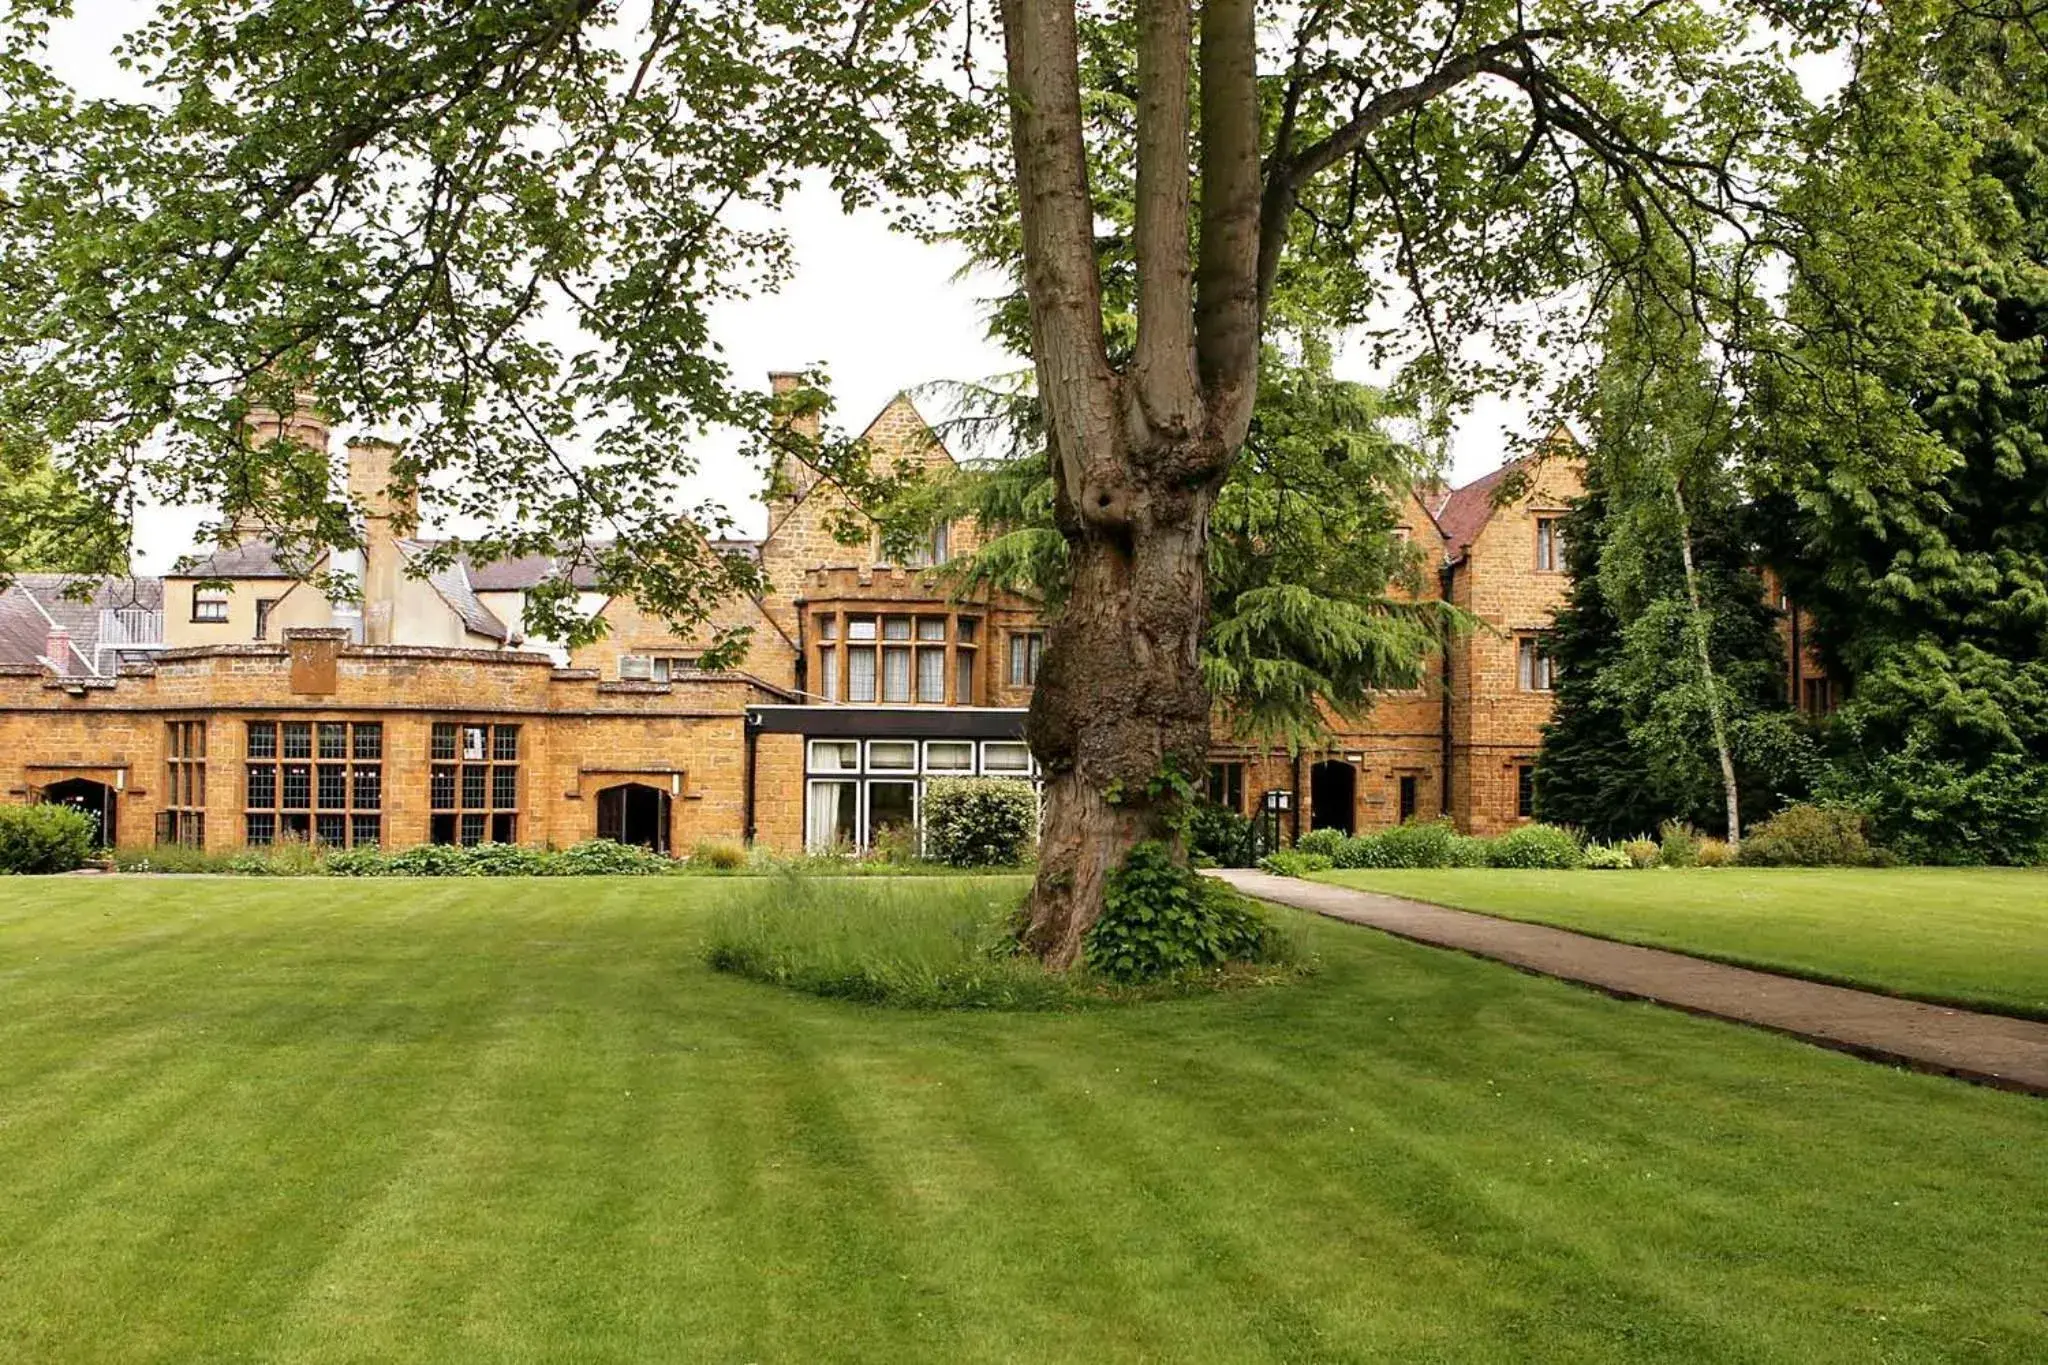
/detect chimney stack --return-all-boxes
[767,370,823,508]
[44,626,71,677]
[233,391,331,546]
[347,437,416,646]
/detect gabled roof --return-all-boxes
[1430,460,1523,560]
[398,542,509,641]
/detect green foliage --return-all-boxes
[1582,843,1636,870]
[1186,802,1258,869]
[1484,825,1586,871]
[1293,828,1347,859]
[0,448,126,578]
[1752,13,2048,865]
[1736,806,1882,868]
[1258,850,1332,878]
[1623,839,1664,869]
[703,876,1078,1010]
[0,0,972,645]
[1535,295,1810,841]
[0,804,96,874]
[1659,821,1703,870]
[1349,819,1486,870]
[704,873,1300,1008]
[921,778,1037,868]
[1087,844,1289,983]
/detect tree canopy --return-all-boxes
[1750,6,2048,862]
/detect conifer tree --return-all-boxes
[1753,10,2048,863]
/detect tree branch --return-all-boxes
[1131,0,1200,437]
[997,0,1125,526]
[1255,29,1561,317]
[1194,0,1262,453]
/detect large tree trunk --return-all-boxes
[1018,475,1218,967]
[998,0,1259,966]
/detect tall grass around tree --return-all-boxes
[703,871,1304,1009]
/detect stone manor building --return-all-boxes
[0,376,1596,856]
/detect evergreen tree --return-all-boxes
[1532,475,1671,840]
[1753,10,2048,863]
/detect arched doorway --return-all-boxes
[596,783,671,854]
[1308,761,1356,836]
[40,778,116,847]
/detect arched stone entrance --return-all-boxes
[40,777,117,847]
[595,782,672,854]
[1307,760,1356,837]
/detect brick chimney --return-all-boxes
[44,626,71,676]
[347,437,416,646]
[233,391,331,546]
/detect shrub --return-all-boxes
[1258,849,1332,877]
[687,840,748,870]
[0,804,97,874]
[1293,827,1348,858]
[1696,837,1734,868]
[1659,820,1701,869]
[1187,802,1257,867]
[548,838,674,875]
[1085,842,1287,983]
[1582,842,1634,869]
[1486,823,1585,870]
[923,778,1037,867]
[374,843,474,876]
[322,846,390,877]
[1736,804,1879,867]
[1622,838,1662,869]
[1330,834,1389,869]
[1373,818,1471,869]
[456,841,554,876]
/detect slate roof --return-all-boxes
[167,541,304,579]
[459,538,761,592]
[0,574,164,672]
[398,541,510,641]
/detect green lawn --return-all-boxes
[1312,867,2048,1018]
[3,877,2045,1363]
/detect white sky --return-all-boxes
[42,4,1778,573]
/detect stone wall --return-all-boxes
[0,634,765,853]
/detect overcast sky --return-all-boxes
[43,5,1627,572]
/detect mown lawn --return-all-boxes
[1312,867,2048,1018]
[2,876,2045,1364]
